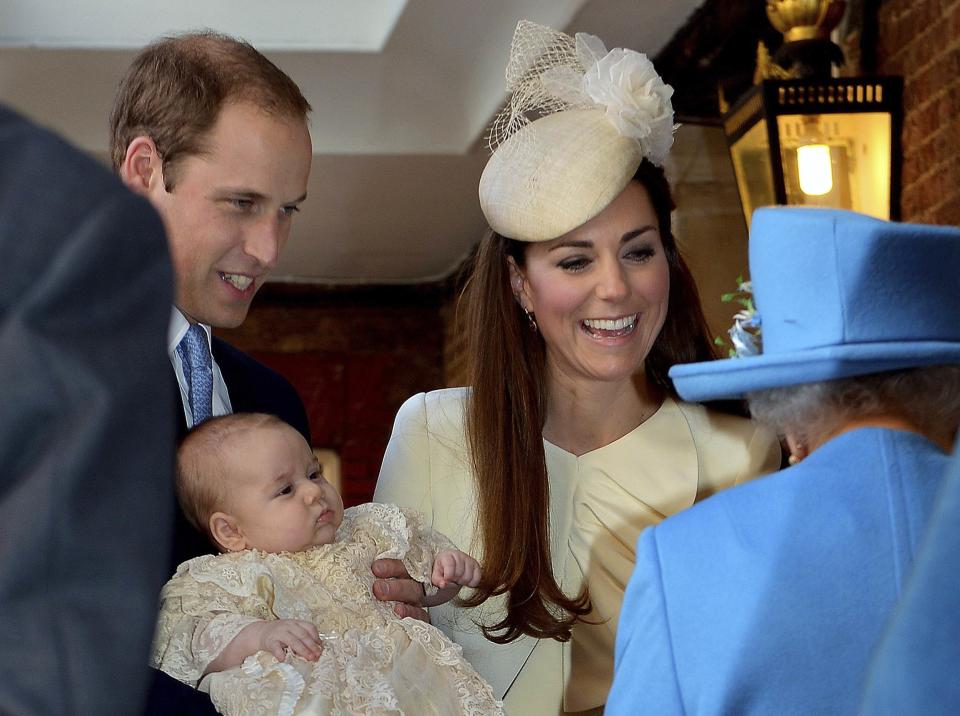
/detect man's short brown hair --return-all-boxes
[109,31,311,189]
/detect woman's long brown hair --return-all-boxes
[458,160,717,643]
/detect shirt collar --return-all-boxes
[167,307,213,356]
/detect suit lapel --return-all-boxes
[170,370,188,441]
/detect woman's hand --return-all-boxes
[371,558,430,622]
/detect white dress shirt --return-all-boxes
[167,308,233,428]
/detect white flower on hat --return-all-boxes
[489,21,677,168]
[579,35,676,166]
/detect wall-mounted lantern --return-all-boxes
[723,0,903,227]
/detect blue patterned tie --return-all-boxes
[176,324,213,425]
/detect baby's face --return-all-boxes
[222,422,343,553]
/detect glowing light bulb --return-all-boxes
[797,144,833,196]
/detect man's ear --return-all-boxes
[209,512,247,552]
[784,432,809,466]
[119,136,163,196]
[506,257,532,312]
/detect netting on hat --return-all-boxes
[486,20,677,166]
[487,21,591,153]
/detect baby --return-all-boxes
[152,412,502,716]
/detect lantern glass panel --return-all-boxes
[730,118,775,227]
[776,112,892,219]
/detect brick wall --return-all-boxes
[878,0,960,224]
[216,285,449,506]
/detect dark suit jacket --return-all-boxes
[211,338,310,440]
[0,105,174,716]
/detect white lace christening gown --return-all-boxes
[152,503,503,716]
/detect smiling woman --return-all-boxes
[373,20,782,715]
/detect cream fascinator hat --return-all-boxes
[479,20,677,242]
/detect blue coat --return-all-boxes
[606,428,948,715]
[860,437,960,715]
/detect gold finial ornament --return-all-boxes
[766,0,847,43]
[755,41,795,83]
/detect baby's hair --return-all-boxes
[176,412,288,546]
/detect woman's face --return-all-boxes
[511,180,670,387]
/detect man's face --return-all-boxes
[147,101,312,328]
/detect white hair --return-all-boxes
[747,365,960,447]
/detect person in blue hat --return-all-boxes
[605,206,960,715]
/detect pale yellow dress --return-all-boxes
[151,503,503,716]
[374,388,781,714]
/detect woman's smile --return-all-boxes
[581,313,639,339]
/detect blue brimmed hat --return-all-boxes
[669,207,960,401]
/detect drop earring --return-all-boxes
[510,270,537,332]
[523,306,538,333]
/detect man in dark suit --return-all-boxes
[109,32,314,715]
[0,105,174,715]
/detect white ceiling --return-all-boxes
[0,0,407,51]
[0,0,705,284]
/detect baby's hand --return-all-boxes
[256,619,323,663]
[431,549,482,590]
